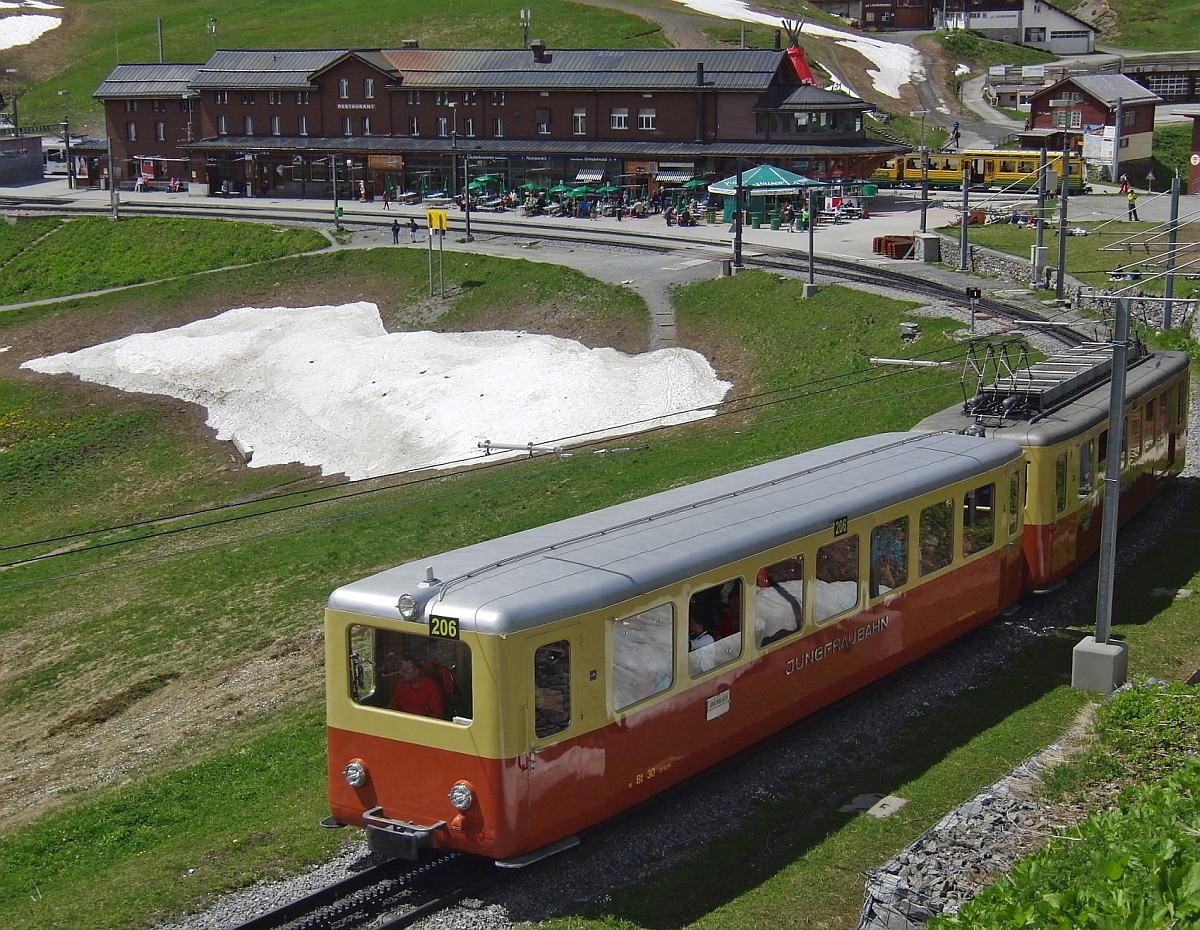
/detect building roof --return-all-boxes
[190,49,355,90]
[376,47,787,92]
[756,82,865,110]
[1050,74,1163,107]
[93,63,202,99]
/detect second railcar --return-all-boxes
[913,344,1189,588]
[325,431,1025,865]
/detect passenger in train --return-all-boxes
[715,585,741,640]
[389,659,446,717]
[688,615,715,651]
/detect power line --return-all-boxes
[0,349,967,580]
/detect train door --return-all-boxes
[523,627,583,844]
[972,158,987,184]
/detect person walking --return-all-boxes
[381,188,392,210]
[407,217,418,242]
[391,218,400,244]
[1126,188,1139,221]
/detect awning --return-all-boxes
[655,169,693,183]
[574,168,605,181]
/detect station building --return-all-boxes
[93,44,907,199]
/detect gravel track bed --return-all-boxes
[159,302,1199,930]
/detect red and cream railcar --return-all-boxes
[325,432,1025,865]
[913,345,1189,589]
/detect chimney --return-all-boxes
[774,29,781,50]
[531,39,547,62]
[696,62,705,86]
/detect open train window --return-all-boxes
[1079,439,1094,497]
[1008,470,1020,536]
[348,625,472,722]
[815,535,859,623]
[612,604,673,711]
[534,641,570,738]
[755,556,804,647]
[1098,428,1108,472]
[870,517,909,598]
[688,580,742,677]
[963,484,995,556]
[919,501,953,576]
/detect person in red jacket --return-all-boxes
[389,659,445,717]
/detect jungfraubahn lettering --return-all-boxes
[784,617,889,675]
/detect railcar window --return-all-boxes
[1098,429,1109,472]
[1159,392,1169,439]
[963,484,996,556]
[815,536,859,623]
[1178,382,1186,426]
[1079,439,1095,497]
[1054,454,1067,515]
[1146,399,1158,447]
[999,160,1016,173]
[870,517,909,598]
[919,501,953,576]
[688,580,743,677]
[1129,408,1143,460]
[1008,471,1020,536]
[348,625,472,722]
[612,604,674,711]
[534,641,571,738]
[755,557,804,647]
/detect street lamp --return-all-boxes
[58,90,73,190]
[1049,98,1073,302]
[447,102,473,240]
[909,109,929,233]
[3,68,18,138]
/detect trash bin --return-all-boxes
[751,214,762,229]
[862,184,878,198]
[770,217,781,230]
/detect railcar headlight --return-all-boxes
[343,760,368,788]
[448,781,474,811]
[397,594,419,622]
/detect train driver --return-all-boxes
[389,659,446,717]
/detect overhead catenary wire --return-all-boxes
[0,354,969,586]
[0,340,971,561]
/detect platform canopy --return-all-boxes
[708,164,821,196]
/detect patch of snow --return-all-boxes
[955,63,972,76]
[21,302,732,481]
[0,13,59,50]
[662,0,922,99]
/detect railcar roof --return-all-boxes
[329,432,1021,635]
[912,350,1189,445]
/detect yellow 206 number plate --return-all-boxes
[429,615,459,640]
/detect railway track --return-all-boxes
[1,192,1092,349]
[226,850,492,930]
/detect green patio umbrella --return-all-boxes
[681,178,709,189]
[596,184,620,194]
[518,182,544,191]
[474,174,501,182]
[467,179,489,189]
[548,185,571,194]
